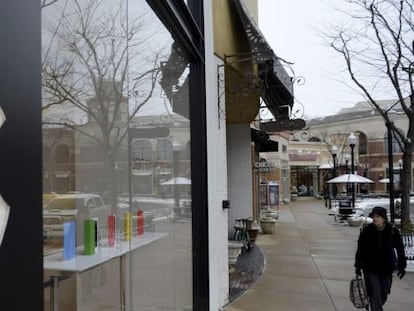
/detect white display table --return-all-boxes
[44,232,167,272]
[44,232,168,311]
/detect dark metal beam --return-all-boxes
[0,1,43,309]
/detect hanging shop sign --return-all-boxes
[260,118,306,132]
[255,161,277,172]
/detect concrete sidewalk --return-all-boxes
[224,198,414,311]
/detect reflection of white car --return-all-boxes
[43,193,111,245]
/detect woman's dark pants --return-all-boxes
[364,272,392,311]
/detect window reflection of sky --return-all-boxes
[41,0,179,123]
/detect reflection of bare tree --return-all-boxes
[41,0,60,9]
[312,129,350,166]
[41,0,166,210]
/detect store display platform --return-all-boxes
[44,232,168,272]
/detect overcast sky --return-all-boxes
[258,0,366,119]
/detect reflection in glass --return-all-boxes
[42,0,192,310]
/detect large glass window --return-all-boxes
[42,1,192,310]
[357,132,368,155]
[156,139,173,161]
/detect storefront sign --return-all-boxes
[254,161,277,172]
[260,118,306,132]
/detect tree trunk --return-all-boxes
[103,152,118,215]
[401,147,413,233]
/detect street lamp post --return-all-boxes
[399,159,403,198]
[328,145,338,209]
[332,145,338,199]
[173,141,182,216]
[347,133,357,208]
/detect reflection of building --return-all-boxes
[290,99,413,196]
[43,128,75,193]
[129,115,191,196]
[43,113,191,197]
[42,80,130,196]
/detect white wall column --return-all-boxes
[204,0,230,308]
[227,123,253,238]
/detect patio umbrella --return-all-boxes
[378,178,394,184]
[327,173,374,184]
[160,177,191,185]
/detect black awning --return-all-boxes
[258,60,293,119]
[251,128,278,153]
[233,0,294,119]
[256,140,278,152]
[251,127,269,142]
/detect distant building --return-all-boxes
[289,99,411,196]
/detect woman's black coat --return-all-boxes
[355,223,406,274]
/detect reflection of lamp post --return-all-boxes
[173,141,182,215]
[343,154,350,196]
[347,133,357,208]
[332,145,338,176]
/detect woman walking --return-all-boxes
[354,206,407,310]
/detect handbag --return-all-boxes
[349,274,369,309]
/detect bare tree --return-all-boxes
[41,0,170,211]
[325,0,414,232]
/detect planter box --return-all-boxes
[263,210,278,219]
[260,219,277,234]
[228,241,244,268]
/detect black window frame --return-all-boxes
[0,1,43,309]
[145,1,210,309]
[183,1,209,307]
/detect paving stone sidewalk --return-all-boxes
[224,198,414,311]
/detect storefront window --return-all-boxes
[290,166,318,196]
[42,1,192,310]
